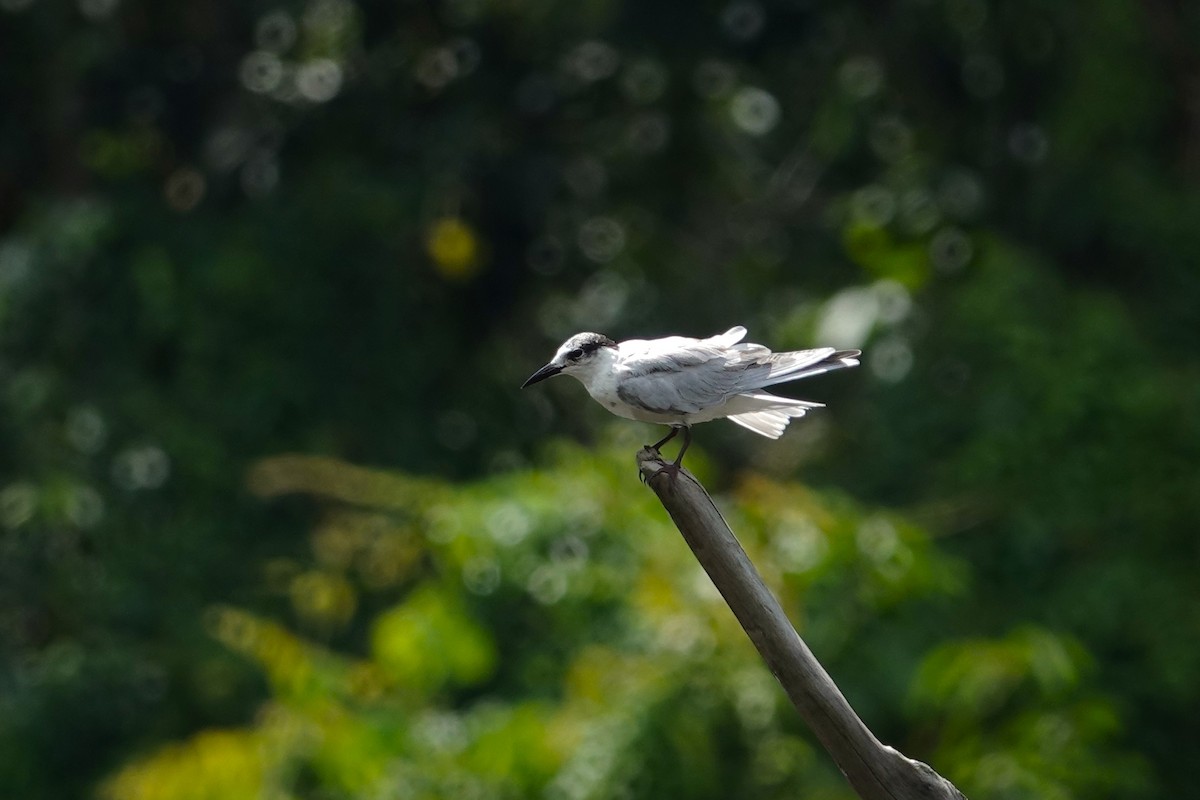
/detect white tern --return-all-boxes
[522,326,860,470]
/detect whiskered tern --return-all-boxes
[522,326,860,471]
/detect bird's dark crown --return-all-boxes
[562,332,617,360]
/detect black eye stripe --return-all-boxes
[563,333,617,359]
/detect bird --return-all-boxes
[521,326,860,473]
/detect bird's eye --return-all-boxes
[568,348,583,360]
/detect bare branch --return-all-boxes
[637,448,966,800]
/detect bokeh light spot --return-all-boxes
[1008,123,1049,163]
[163,168,206,212]
[463,556,501,595]
[721,0,765,42]
[620,59,668,104]
[770,517,827,572]
[416,48,458,90]
[78,0,118,21]
[0,482,38,528]
[563,157,607,199]
[625,111,671,154]
[937,169,985,219]
[112,445,171,490]
[550,534,589,566]
[66,484,105,528]
[527,236,565,276]
[899,189,941,235]
[296,58,343,102]
[9,367,53,414]
[426,218,481,279]
[816,286,880,349]
[66,405,108,453]
[734,668,778,730]
[487,503,532,546]
[693,59,736,98]
[450,37,481,76]
[255,11,297,53]
[851,185,897,226]
[576,269,629,326]
[412,711,469,754]
[205,126,252,171]
[839,56,884,99]
[290,570,356,629]
[869,116,913,162]
[930,227,973,273]
[729,86,780,135]
[527,565,569,605]
[239,51,285,94]
[240,152,280,197]
[0,239,33,288]
[856,516,900,561]
[577,217,626,263]
[869,336,914,383]
[303,0,354,36]
[564,40,620,82]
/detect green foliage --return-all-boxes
[370,586,498,691]
[912,627,1151,798]
[99,440,1138,799]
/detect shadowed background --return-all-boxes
[1,0,1197,797]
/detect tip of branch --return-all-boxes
[636,446,663,472]
[636,447,699,490]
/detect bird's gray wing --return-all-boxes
[615,340,773,414]
[616,331,857,415]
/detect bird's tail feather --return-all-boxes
[727,399,820,439]
[728,408,803,439]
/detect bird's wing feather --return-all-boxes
[757,348,860,385]
[713,326,748,346]
[616,331,859,415]
[616,356,769,413]
[615,332,771,414]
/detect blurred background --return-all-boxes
[1,0,1198,797]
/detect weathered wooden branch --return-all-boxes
[637,447,966,800]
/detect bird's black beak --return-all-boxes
[521,363,562,388]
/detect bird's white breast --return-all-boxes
[571,349,685,425]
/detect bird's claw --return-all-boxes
[656,461,683,483]
[638,446,684,484]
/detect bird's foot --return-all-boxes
[656,460,684,483]
[639,428,691,484]
[640,443,664,480]
[638,445,676,483]
[638,446,684,484]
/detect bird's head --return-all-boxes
[522,332,617,387]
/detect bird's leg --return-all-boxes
[649,427,680,452]
[671,426,693,469]
[641,427,682,483]
[650,426,691,482]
